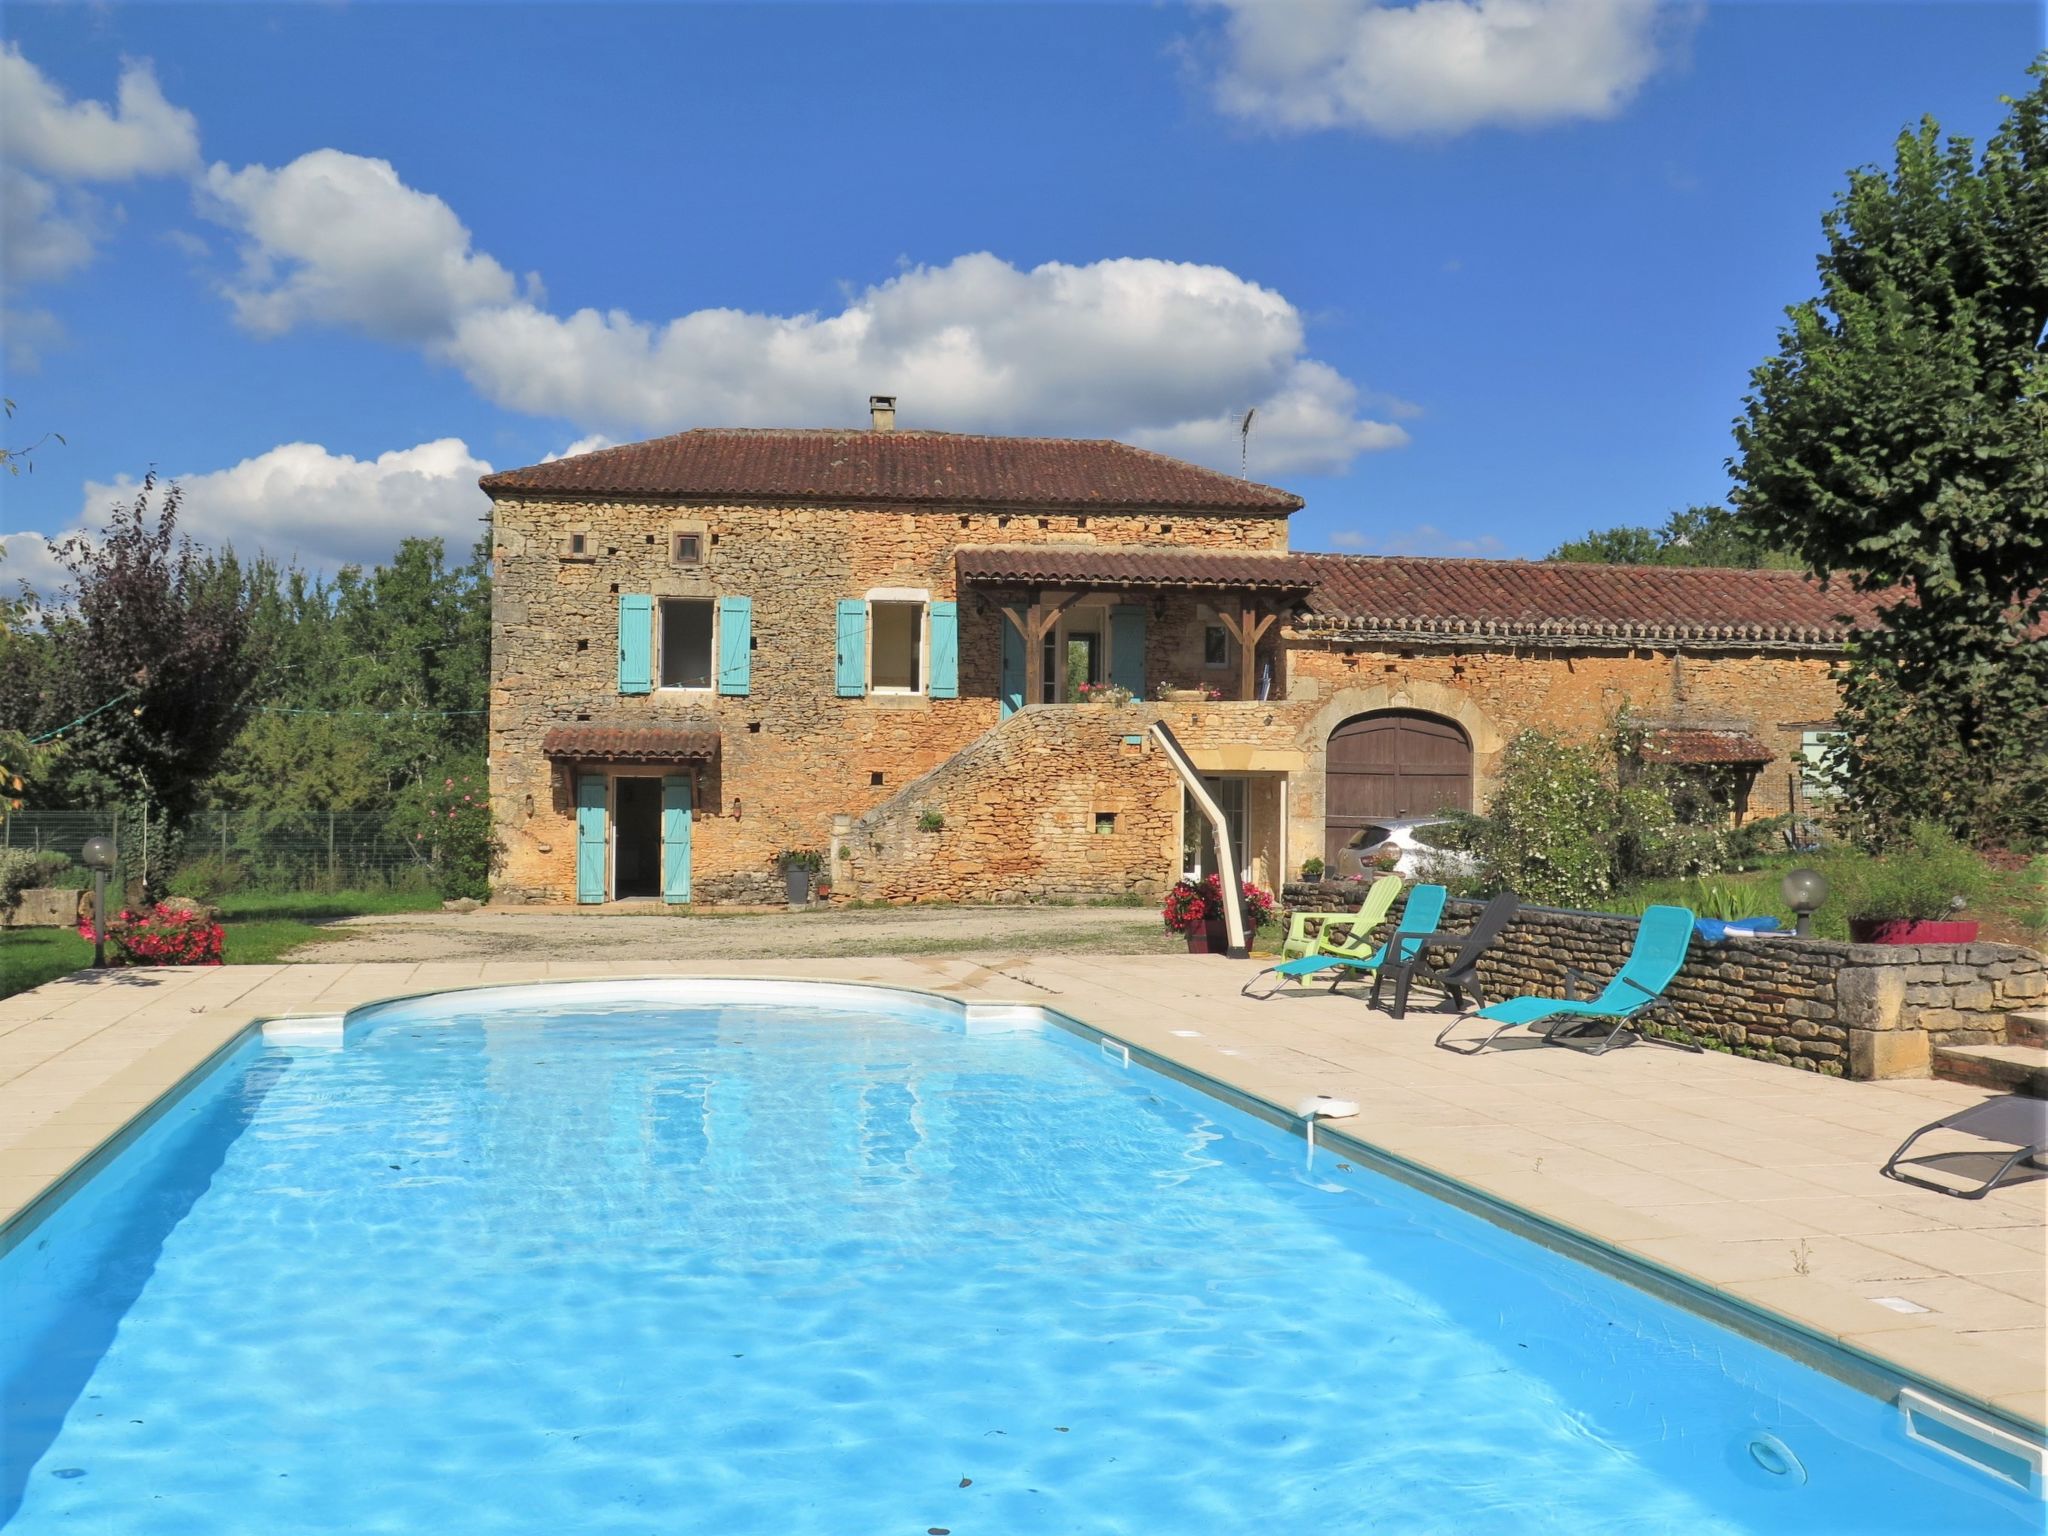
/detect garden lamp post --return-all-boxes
[81,836,117,968]
[1781,868,1829,939]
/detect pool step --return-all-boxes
[1933,1042,2048,1098]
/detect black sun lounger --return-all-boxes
[1368,890,1520,1020]
[1881,1094,2048,1200]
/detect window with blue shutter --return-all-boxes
[1000,621,1025,718]
[928,601,958,698]
[617,594,653,694]
[717,596,752,695]
[1110,604,1147,698]
[575,773,608,903]
[835,600,868,696]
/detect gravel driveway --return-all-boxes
[302,903,1184,963]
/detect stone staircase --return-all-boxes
[1934,1007,2048,1097]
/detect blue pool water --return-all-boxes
[2,983,2038,1534]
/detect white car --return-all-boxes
[1336,817,1478,881]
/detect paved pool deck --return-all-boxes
[2,954,2043,1438]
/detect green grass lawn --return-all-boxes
[0,887,444,1000]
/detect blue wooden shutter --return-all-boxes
[835,599,868,697]
[618,594,653,694]
[1000,620,1025,718]
[928,601,958,699]
[717,596,752,695]
[575,773,608,904]
[661,774,692,904]
[1110,604,1147,698]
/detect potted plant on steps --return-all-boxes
[1838,822,1988,945]
[1163,873,1276,954]
[775,849,825,909]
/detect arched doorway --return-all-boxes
[1324,710,1473,866]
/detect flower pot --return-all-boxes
[1184,916,1228,954]
[1160,688,1206,704]
[783,866,812,907]
[1847,917,1979,946]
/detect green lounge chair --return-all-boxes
[1244,884,1447,999]
[1279,874,1404,961]
[1433,903,1699,1056]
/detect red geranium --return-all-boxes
[1162,874,1276,933]
[78,901,225,966]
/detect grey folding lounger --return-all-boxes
[1881,1095,2048,1200]
[1367,890,1520,1020]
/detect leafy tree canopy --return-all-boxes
[1729,60,2048,847]
[1549,504,1799,568]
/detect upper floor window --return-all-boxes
[672,532,702,566]
[1203,624,1229,668]
[660,598,714,690]
[1800,729,1843,799]
[871,600,924,693]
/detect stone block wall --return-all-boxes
[839,705,1180,904]
[1281,882,2046,1079]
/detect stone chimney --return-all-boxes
[868,395,896,432]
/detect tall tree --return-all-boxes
[46,475,263,824]
[1550,505,1797,567]
[1729,62,2048,846]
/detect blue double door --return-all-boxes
[576,771,692,903]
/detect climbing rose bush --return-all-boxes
[78,901,224,966]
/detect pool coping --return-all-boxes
[3,970,2044,1481]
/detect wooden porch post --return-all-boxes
[1212,597,1279,701]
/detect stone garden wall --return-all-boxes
[1281,881,2046,1079]
[838,705,1180,905]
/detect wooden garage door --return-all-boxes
[1324,711,1473,865]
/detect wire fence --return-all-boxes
[1,808,434,894]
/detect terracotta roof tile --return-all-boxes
[957,545,1319,590]
[540,721,720,762]
[1641,729,1776,765]
[482,429,1303,513]
[1297,555,1888,648]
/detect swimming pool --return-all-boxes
[1,981,2038,1533]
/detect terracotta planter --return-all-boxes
[1847,917,1980,946]
[1183,916,1229,954]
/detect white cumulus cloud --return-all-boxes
[1208,0,1681,137]
[0,44,201,180]
[1327,523,1506,556]
[197,149,1407,477]
[201,150,526,342]
[68,438,495,575]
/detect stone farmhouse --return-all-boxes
[481,398,1878,907]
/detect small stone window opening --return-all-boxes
[870,771,885,787]
[1038,517,1050,530]
[567,532,587,555]
[1203,625,1229,668]
[747,722,763,734]
[673,532,703,565]
[1094,812,1116,836]
[576,638,589,652]
[959,516,971,529]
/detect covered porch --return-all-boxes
[955,546,1320,712]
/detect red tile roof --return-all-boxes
[540,721,720,762]
[481,429,1303,513]
[1641,729,1776,765]
[956,545,1319,590]
[1297,555,1888,649]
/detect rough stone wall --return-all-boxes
[839,705,1180,904]
[488,496,1286,903]
[1281,882,2046,1079]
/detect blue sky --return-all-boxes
[2,2,2040,582]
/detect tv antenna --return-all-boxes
[1239,407,1257,478]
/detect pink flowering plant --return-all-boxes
[79,901,224,966]
[399,763,499,900]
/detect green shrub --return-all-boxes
[1299,856,1325,881]
[0,848,72,909]
[1828,821,1991,921]
[167,853,243,904]
[1465,732,1618,907]
[916,808,945,833]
